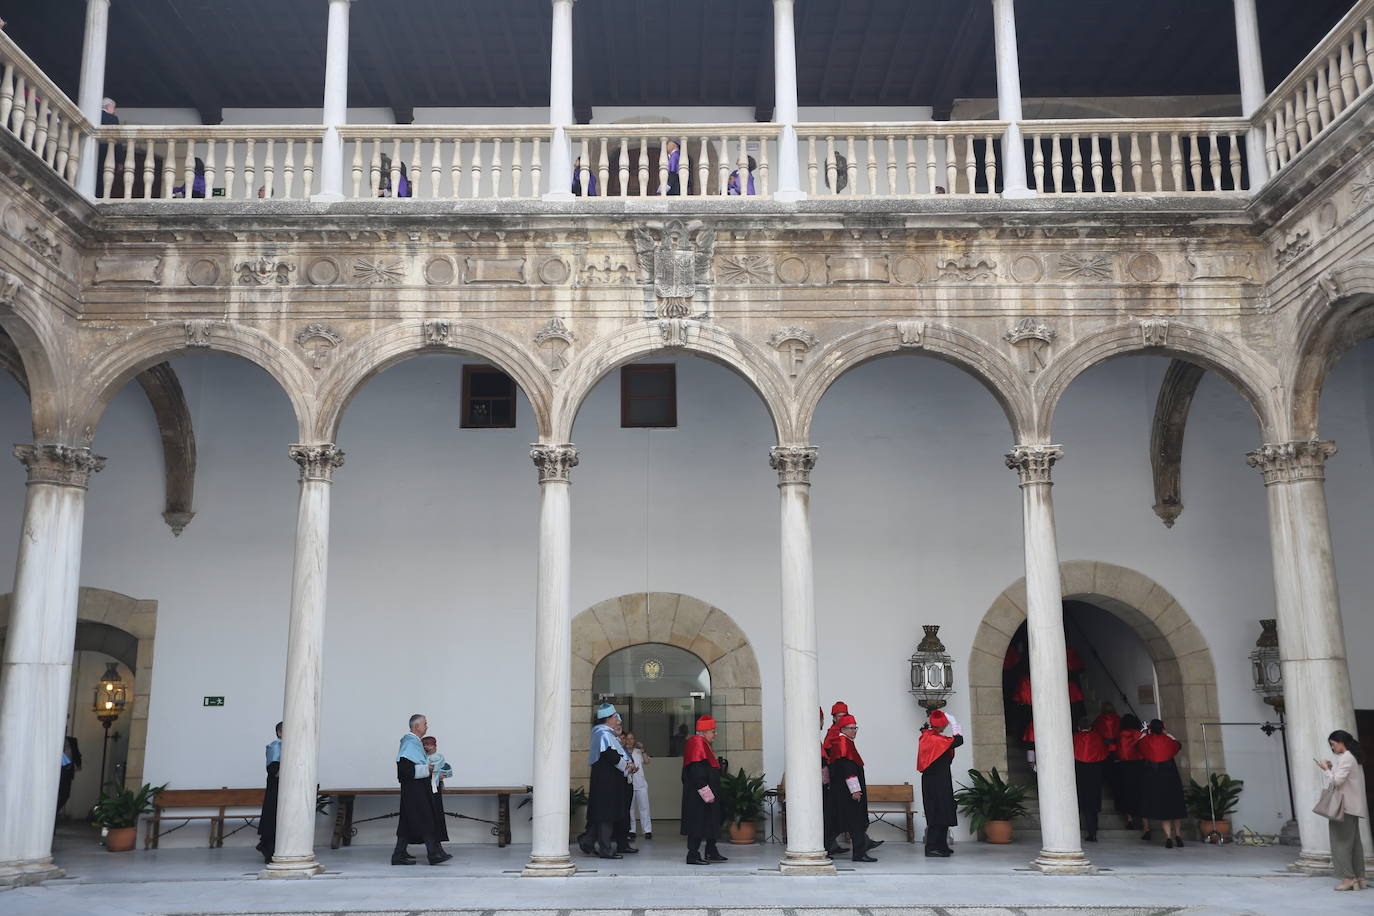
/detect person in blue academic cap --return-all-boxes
[572,156,597,196]
[392,714,451,865]
[577,703,637,858]
[727,156,757,196]
[255,721,282,864]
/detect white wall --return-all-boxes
[1,339,1372,846]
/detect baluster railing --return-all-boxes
[1,31,93,192]
[1024,119,1250,193]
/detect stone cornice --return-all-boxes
[13,444,106,488]
[1246,440,1336,486]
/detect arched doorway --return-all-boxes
[571,594,762,789]
[969,561,1223,785]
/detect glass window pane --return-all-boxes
[628,367,674,397]
[627,398,673,427]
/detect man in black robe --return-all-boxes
[917,709,963,857]
[392,714,451,866]
[828,714,877,862]
[680,714,725,865]
[578,703,636,858]
[255,722,282,863]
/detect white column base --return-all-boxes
[778,850,836,874]
[0,857,63,886]
[1029,849,1097,874]
[259,855,325,879]
[1001,187,1037,199]
[521,854,577,877]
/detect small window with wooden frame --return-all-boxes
[461,365,517,428]
[620,364,677,428]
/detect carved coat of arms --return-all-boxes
[633,220,715,318]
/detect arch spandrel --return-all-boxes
[1288,259,1374,439]
[792,321,1033,442]
[313,320,553,442]
[552,321,793,444]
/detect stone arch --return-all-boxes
[313,320,554,442]
[552,321,794,443]
[793,321,1033,442]
[570,593,762,786]
[1288,259,1374,439]
[967,561,1222,784]
[74,322,317,444]
[0,587,157,790]
[1034,322,1283,442]
[0,272,69,441]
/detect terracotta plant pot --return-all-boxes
[105,826,137,852]
[728,820,757,845]
[1200,819,1232,842]
[982,820,1013,844]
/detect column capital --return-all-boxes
[1005,444,1063,487]
[13,444,106,488]
[769,445,818,486]
[530,443,579,483]
[1246,440,1336,486]
[289,444,345,482]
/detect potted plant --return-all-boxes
[718,768,766,844]
[91,782,167,852]
[568,785,588,841]
[953,767,1031,844]
[1186,772,1244,842]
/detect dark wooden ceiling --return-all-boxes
[4,1,1354,122]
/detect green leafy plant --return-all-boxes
[569,785,588,811]
[90,782,167,829]
[953,768,1032,835]
[1185,772,1244,821]
[718,768,766,825]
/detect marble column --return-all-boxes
[523,444,578,877]
[0,444,104,886]
[1005,446,1091,873]
[262,444,344,879]
[990,0,1033,198]
[1232,0,1269,186]
[772,0,805,202]
[75,0,112,197]
[770,446,834,874]
[315,0,354,201]
[544,0,577,201]
[1246,441,1372,871]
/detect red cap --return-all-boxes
[696,715,717,731]
[831,701,849,716]
[835,714,857,728]
[929,710,948,729]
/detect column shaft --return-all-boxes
[263,445,343,879]
[0,445,103,886]
[1232,0,1270,186]
[316,0,353,201]
[545,0,576,201]
[75,0,112,197]
[771,447,834,874]
[773,0,805,201]
[524,444,578,877]
[1006,446,1091,873]
[990,0,1032,197]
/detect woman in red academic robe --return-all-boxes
[1073,725,1109,842]
[1137,718,1187,847]
[1113,713,1144,830]
[680,715,725,865]
[918,709,964,857]
[821,703,849,855]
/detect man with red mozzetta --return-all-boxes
[1137,719,1187,847]
[822,701,849,856]
[681,714,727,865]
[828,714,879,862]
[917,709,963,857]
[1073,722,1110,842]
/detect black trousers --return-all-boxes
[394,833,442,857]
[925,824,951,853]
[1079,805,1099,836]
[687,835,721,855]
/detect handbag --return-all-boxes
[1313,781,1345,821]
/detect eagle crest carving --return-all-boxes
[633,220,716,318]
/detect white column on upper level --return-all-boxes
[1232,0,1270,186]
[545,0,576,201]
[315,0,354,202]
[990,0,1033,198]
[773,0,805,201]
[75,0,111,198]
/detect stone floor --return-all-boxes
[0,830,1361,915]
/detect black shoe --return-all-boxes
[705,850,729,863]
[597,851,624,859]
[1085,833,1098,842]
[391,854,417,865]
[852,854,878,862]
[644,832,652,840]
[628,832,636,839]
[617,844,638,854]
[578,835,594,855]
[1165,838,1174,848]
[1141,830,1153,841]
[867,839,884,848]
[428,852,452,865]
[925,848,952,857]
[827,845,850,856]
[1174,837,1184,847]
[686,852,709,865]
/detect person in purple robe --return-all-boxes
[173,158,207,198]
[659,140,682,196]
[727,156,757,196]
[572,156,597,196]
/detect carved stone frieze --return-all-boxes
[769,445,818,486]
[422,257,456,286]
[236,256,295,285]
[581,256,635,285]
[1246,440,1337,486]
[826,255,890,284]
[305,257,341,286]
[890,255,926,285]
[537,257,572,285]
[634,220,715,318]
[657,318,697,348]
[718,254,773,284]
[1349,165,1374,210]
[1004,317,1056,372]
[776,255,811,284]
[353,258,405,284]
[295,323,342,369]
[1058,253,1113,281]
[530,443,579,483]
[422,320,452,347]
[289,443,346,482]
[14,444,106,488]
[895,320,925,349]
[1005,445,1063,487]
[23,224,62,266]
[184,320,217,348]
[1186,252,1255,281]
[0,270,23,307]
[1140,318,1170,348]
[1126,253,1163,283]
[94,255,162,285]
[938,254,997,281]
[1273,228,1311,268]
[768,326,819,377]
[1010,255,1044,283]
[534,317,575,372]
[465,256,527,284]
[186,258,222,286]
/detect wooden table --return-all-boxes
[320,786,531,848]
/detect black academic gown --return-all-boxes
[430,781,449,842]
[679,736,722,842]
[585,746,628,842]
[396,759,440,849]
[255,760,279,861]
[827,737,871,856]
[919,734,963,828]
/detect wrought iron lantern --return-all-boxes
[909,625,955,711]
[1249,618,1284,711]
[92,662,128,725]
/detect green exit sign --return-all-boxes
[203,696,225,707]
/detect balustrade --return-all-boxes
[1022,119,1251,193]
[795,122,1008,196]
[340,127,548,200]
[566,124,780,198]
[92,127,322,200]
[0,31,91,190]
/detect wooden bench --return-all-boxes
[319,786,532,848]
[776,780,916,843]
[144,787,265,849]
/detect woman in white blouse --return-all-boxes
[1318,729,1368,891]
